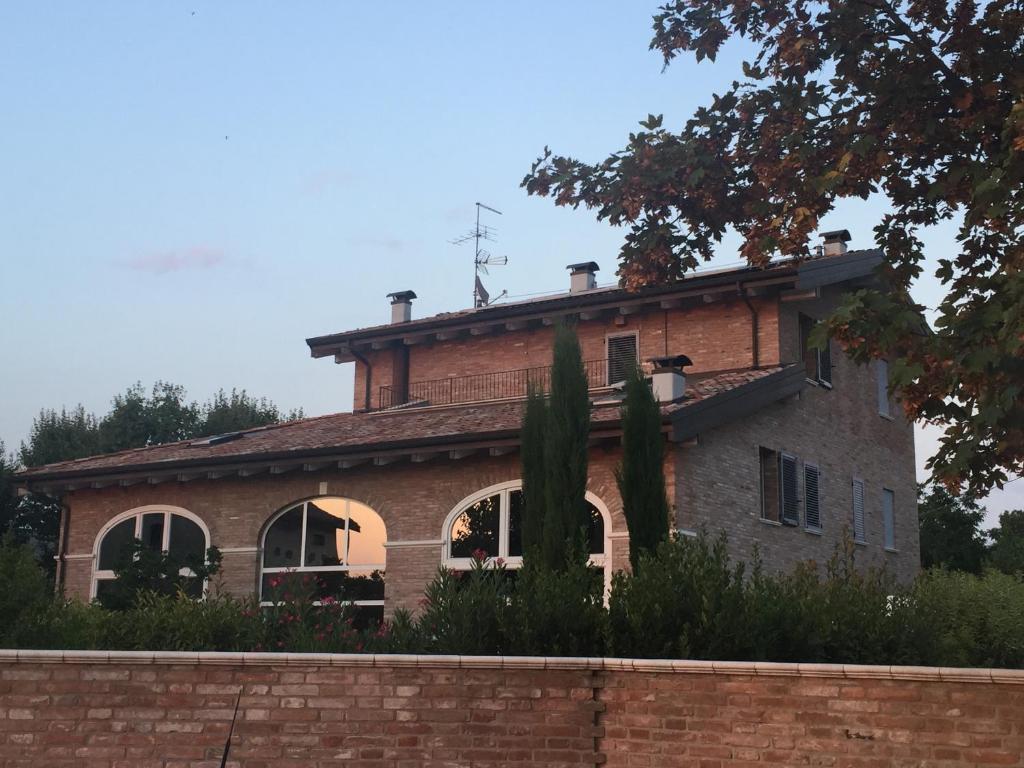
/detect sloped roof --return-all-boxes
[16,366,803,490]
[307,249,883,360]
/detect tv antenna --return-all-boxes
[450,202,508,307]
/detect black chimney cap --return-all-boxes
[387,290,417,304]
[821,229,851,243]
[565,261,600,274]
[648,354,693,370]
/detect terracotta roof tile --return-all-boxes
[16,367,789,481]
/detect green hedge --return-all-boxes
[2,535,1022,668]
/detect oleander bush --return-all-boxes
[2,533,1023,667]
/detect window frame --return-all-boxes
[852,477,867,544]
[91,505,211,601]
[882,488,896,551]
[605,331,640,386]
[877,359,892,419]
[759,446,782,524]
[804,462,823,532]
[442,480,612,591]
[799,313,832,388]
[259,497,387,610]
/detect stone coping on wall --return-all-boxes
[1,649,1021,684]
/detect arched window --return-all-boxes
[92,506,210,600]
[443,481,609,577]
[260,497,386,623]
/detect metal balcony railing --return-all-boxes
[379,359,611,409]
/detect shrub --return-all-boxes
[98,541,222,611]
[414,556,512,654]
[504,559,606,656]
[608,532,750,659]
[0,536,52,645]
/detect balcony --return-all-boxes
[378,359,614,409]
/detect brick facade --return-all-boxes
[1,652,1021,767]
[60,448,632,614]
[55,279,920,610]
[355,297,779,411]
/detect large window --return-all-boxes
[92,506,209,600]
[260,498,386,622]
[444,481,609,576]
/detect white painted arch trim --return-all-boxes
[90,505,212,600]
[442,480,614,595]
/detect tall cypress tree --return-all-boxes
[519,380,547,560]
[541,322,591,570]
[616,366,670,570]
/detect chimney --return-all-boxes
[648,354,693,403]
[387,290,417,324]
[566,262,599,293]
[821,229,851,256]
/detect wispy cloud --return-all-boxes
[118,246,229,274]
[351,236,408,254]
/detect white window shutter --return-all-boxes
[781,454,800,525]
[852,479,866,542]
[804,464,821,530]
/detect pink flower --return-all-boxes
[471,548,487,562]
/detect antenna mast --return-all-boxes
[450,202,508,307]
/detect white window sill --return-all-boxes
[884,547,899,553]
[804,527,823,536]
[879,413,894,421]
[759,518,783,527]
[854,539,868,547]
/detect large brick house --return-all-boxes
[17,232,919,620]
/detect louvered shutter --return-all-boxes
[852,479,866,542]
[804,464,821,530]
[781,454,799,525]
[818,340,832,386]
[607,335,638,385]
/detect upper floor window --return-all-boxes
[92,506,209,601]
[443,481,609,576]
[759,447,799,525]
[606,333,639,385]
[260,498,386,624]
[877,359,892,418]
[799,314,832,386]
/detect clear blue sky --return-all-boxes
[1,2,1019,522]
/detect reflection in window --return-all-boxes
[444,484,608,579]
[260,498,387,623]
[93,510,209,598]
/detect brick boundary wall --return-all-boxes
[0,651,1022,767]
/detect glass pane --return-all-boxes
[94,578,117,602]
[98,518,136,570]
[450,494,500,558]
[140,513,165,551]
[263,505,303,568]
[346,503,386,566]
[508,489,523,557]
[319,569,386,602]
[168,515,206,565]
[586,502,604,555]
[304,499,347,567]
